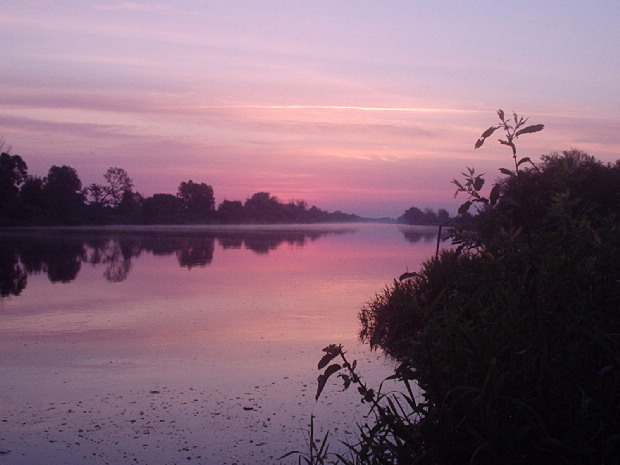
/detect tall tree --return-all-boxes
[142,194,186,224]
[0,152,28,209]
[244,192,282,223]
[19,175,46,208]
[88,167,133,207]
[44,165,85,222]
[116,190,143,221]
[177,180,215,221]
[218,199,244,223]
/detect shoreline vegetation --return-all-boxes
[296,111,620,464]
[0,146,450,227]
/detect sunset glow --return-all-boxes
[1,1,619,217]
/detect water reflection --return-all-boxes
[0,246,27,297]
[0,223,445,464]
[398,225,444,244]
[0,225,358,295]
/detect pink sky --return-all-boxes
[1,1,619,217]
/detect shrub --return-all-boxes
[311,111,620,465]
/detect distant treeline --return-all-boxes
[0,152,365,226]
[0,150,450,226]
[396,206,451,225]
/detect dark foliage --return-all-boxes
[0,154,365,225]
[0,152,28,205]
[141,193,187,224]
[397,206,450,225]
[312,112,620,465]
[42,165,86,224]
[177,180,215,221]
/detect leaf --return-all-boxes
[318,345,341,370]
[480,125,499,139]
[517,156,531,167]
[497,109,505,121]
[489,184,501,205]
[515,124,544,137]
[386,363,417,381]
[474,138,485,149]
[473,175,485,192]
[399,271,419,281]
[316,364,342,400]
[458,201,472,215]
[318,352,339,370]
[339,374,352,391]
[362,388,375,403]
[499,168,514,176]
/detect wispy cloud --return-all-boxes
[193,105,485,114]
[90,2,171,12]
[1,1,618,217]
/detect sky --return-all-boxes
[1,1,619,218]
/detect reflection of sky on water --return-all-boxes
[0,225,366,294]
[0,223,441,464]
[0,224,438,295]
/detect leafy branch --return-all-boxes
[314,344,425,463]
[453,109,544,215]
[474,109,544,174]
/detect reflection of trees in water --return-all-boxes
[84,237,134,283]
[128,236,215,268]
[0,245,27,297]
[233,233,307,254]
[398,226,443,244]
[218,228,350,254]
[45,239,84,283]
[0,226,354,296]
[176,239,215,268]
[1,235,85,290]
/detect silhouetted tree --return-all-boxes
[142,193,186,224]
[13,175,48,224]
[19,175,46,208]
[398,206,451,225]
[218,199,244,223]
[0,150,364,226]
[437,208,450,223]
[43,165,85,223]
[398,206,426,224]
[115,190,144,222]
[88,167,133,207]
[177,180,215,221]
[282,200,309,223]
[244,192,282,223]
[0,151,28,218]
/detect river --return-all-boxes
[0,223,441,464]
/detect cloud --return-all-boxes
[90,2,171,12]
[0,113,134,140]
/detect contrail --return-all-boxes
[185,104,483,114]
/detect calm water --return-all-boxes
[0,223,440,464]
